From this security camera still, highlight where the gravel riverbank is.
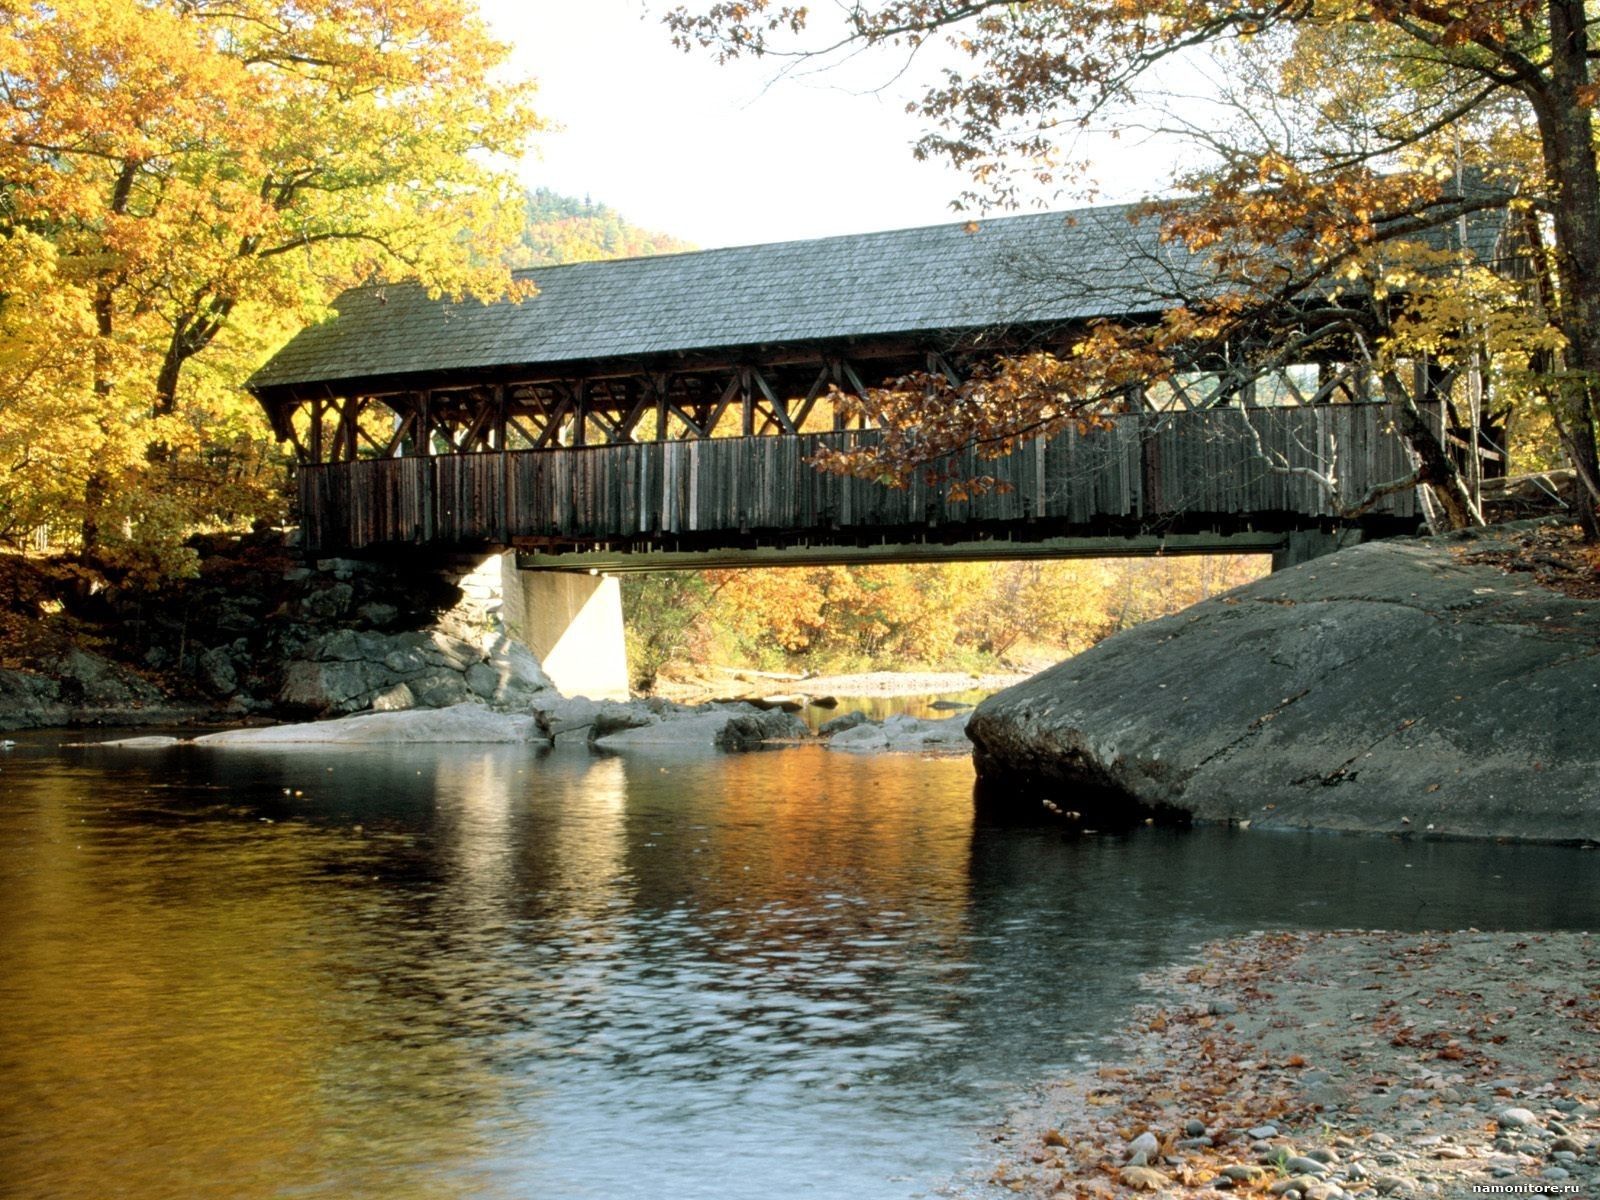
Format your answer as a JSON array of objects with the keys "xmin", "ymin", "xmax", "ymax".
[
  {"xmin": 970, "ymin": 930, "xmax": 1600, "ymax": 1199},
  {"xmin": 653, "ymin": 667, "xmax": 1033, "ymax": 704}
]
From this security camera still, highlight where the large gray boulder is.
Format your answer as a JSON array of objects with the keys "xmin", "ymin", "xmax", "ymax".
[
  {"xmin": 276, "ymin": 628, "xmax": 549, "ymax": 716},
  {"xmin": 967, "ymin": 530, "xmax": 1600, "ymax": 842}
]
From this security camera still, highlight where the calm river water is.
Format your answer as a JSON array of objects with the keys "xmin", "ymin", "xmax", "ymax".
[{"xmin": 4, "ymin": 732, "xmax": 1600, "ymax": 1200}]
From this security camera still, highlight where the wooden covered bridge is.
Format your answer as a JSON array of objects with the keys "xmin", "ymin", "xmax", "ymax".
[{"xmin": 250, "ymin": 204, "xmax": 1439, "ymax": 576}]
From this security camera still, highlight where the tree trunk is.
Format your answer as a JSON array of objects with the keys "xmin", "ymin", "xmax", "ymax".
[
  {"xmin": 1535, "ymin": 0, "xmax": 1600, "ymax": 538},
  {"xmin": 154, "ymin": 345, "xmax": 184, "ymax": 417},
  {"xmin": 79, "ymin": 471, "xmax": 105, "ymax": 559},
  {"xmin": 1381, "ymin": 372, "xmax": 1481, "ymax": 529}
]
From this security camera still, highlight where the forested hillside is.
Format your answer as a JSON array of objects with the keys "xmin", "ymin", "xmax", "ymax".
[{"xmin": 514, "ymin": 190, "xmax": 695, "ymax": 267}]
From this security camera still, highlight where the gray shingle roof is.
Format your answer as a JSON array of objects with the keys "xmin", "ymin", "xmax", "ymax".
[
  {"xmin": 248, "ymin": 205, "xmax": 1201, "ymax": 393},
  {"xmin": 249, "ymin": 193, "xmax": 1509, "ymax": 395}
]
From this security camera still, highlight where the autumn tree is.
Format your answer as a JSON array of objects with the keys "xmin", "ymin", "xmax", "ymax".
[
  {"xmin": 0, "ymin": 0, "xmax": 540, "ymax": 576},
  {"xmin": 667, "ymin": 0, "xmax": 1600, "ymax": 536},
  {"xmin": 622, "ymin": 555, "xmax": 1269, "ymax": 683}
]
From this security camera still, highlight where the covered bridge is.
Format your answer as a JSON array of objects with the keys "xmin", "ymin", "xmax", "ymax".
[{"xmin": 249, "ymin": 204, "xmax": 1436, "ymax": 572}]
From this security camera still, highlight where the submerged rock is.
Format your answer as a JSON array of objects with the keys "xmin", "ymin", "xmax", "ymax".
[
  {"xmin": 968, "ymin": 528, "xmax": 1600, "ymax": 841},
  {"xmin": 86, "ymin": 735, "xmax": 186, "ymax": 749},
  {"xmin": 193, "ymin": 702, "xmax": 546, "ymax": 746}
]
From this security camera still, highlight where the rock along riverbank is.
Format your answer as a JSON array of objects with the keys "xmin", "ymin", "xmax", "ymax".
[
  {"xmin": 973, "ymin": 929, "xmax": 1600, "ymax": 1200},
  {"xmin": 967, "ymin": 523, "xmax": 1600, "ymax": 844}
]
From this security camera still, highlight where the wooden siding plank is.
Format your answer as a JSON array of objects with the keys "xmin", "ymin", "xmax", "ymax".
[{"xmin": 299, "ymin": 404, "xmax": 1424, "ymax": 554}]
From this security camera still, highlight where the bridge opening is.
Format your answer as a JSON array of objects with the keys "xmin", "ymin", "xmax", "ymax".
[
  {"xmin": 461, "ymin": 544, "xmax": 1292, "ymax": 702},
  {"xmin": 612, "ymin": 552, "xmax": 1276, "ymax": 701}
]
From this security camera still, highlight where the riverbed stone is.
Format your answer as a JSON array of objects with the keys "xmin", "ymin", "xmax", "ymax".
[
  {"xmin": 592, "ymin": 707, "xmax": 809, "ymax": 752},
  {"xmin": 530, "ymin": 694, "xmax": 602, "ymax": 739},
  {"xmin": 1119, "ymin": 1165, "xmax": 1168, "ymax": 1191},
  {"xmin": 826, "ymin": 713, "xmax": 971, "ymax": 753},
  {"xmin": 1269, "ymin": 1177, "xmax": 1319, "ymax": 1196},
  {"xmin": 967, "ymin": 526, "xmax": 1600, "ymax": 841},
  {"xmin": 1285, "ymin": 1156, "xmax": 1331, "ymax": 1177},
  {"xmin": 818, "ymin": 710, "xmax": 870, "ymax": 737},
  {"xmin": 1126, "ymin": 1131, "xmax": 1160, "ymax": 1164},
  {"xmin": 590, "ymin": 701, "xmax": 659, "ymax": 740}
]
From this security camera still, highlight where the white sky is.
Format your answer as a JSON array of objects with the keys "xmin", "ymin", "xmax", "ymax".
[{"xmin": 478, "ymin": 0, "xmax": 1182, "ymax": 249}]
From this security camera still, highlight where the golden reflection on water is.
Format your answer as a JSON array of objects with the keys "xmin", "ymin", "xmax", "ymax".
[
  {"xmin": 0, "ymin": 746, "xmax": 981, "ymax": 1200},
  {"xmin": 1, "ymin": 755, "xmax": 519, "ymax": 1200}
]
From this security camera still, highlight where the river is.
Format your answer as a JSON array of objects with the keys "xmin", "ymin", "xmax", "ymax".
[{"xmin": 4, "ymin": 731, "xmax": 1599, "ymax": 1200}]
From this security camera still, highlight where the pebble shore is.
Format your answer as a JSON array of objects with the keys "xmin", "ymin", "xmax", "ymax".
[{"xmin": 971, "ymin": 930, "xmax": 1600, "ymax": 1199}]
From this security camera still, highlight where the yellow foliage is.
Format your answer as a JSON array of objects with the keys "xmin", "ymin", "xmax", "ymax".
[
  {"xmin": 0, "ymin": 0, "xmax": 541, "ymax": 568},
  {"xmin": 657, "ymin": 555, "xmax": 1267, "ymax": 676}
]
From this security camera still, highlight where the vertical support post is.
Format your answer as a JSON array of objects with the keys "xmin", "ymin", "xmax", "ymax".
[
  {"xmin": 830, "ymin": 359, "xmax": 847, "ymax": 431},
  {"xmin": 310, "ymin": 396, "xmax": 324, "ymax": 463},
  {"xmin": 345, "ymin": 396, "xmax": 360, "ymax": 462},
  {"xmin": 417, "ymin": 390, "xmax": 434, "ymax": 542}
]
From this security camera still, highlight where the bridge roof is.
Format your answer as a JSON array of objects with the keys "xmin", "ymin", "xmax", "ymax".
[
  {"xmin": 248, "ymin": 204, "xmax": 1198, "ymax": 396},
  {"xmin": 250, "ymin": 193, "xmax": 1507, "ymax": 398}
]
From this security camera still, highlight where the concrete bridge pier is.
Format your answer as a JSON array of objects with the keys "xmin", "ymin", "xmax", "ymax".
[{"xmin": 455, "ymin": 553, "xmax": 630, "ymax": 701}]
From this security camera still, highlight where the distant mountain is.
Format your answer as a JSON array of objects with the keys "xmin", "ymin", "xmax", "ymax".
[{"xmin": 513, "ymin": 189, "xmax": 695, "ymax": 267}]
